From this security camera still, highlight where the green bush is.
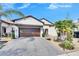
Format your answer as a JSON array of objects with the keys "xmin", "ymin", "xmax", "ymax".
[
  {"xmin": 42, "ymin": 32, "xmax": 45, "ymax": 37},
  {"xmin": 62, "ymin": 40, "xmax": 74, "ymax": 50},
  {"xmin": 12, "ymin": 31, "xmax": 15, "ymax": 39}
]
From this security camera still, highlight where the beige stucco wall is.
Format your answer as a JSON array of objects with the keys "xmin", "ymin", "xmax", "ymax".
[{"xmin": 43, "ymin": 25, "xmax": 57, "ymax": 37}]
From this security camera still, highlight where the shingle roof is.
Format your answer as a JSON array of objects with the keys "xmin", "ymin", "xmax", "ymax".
[
  {"xmin": 12, "ymin": 15, "xmax": 44, "ymax": 24},
  {"xmin": 40, "ymin": 18, "xmax": 54, "ymax": 25},
  {"xmin": 0, "ymin": 15, "xmax": 54, "ymax": 26}
]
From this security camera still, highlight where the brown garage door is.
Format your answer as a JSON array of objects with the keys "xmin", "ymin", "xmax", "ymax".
[{"xmin": 19, "ymin": 28, "xmax": 40, "ymax": 37}]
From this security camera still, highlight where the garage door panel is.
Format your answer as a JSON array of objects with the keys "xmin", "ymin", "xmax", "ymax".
[{"xmin": 20, "ymin": 28, "xmax": 40, "ymax": 37}]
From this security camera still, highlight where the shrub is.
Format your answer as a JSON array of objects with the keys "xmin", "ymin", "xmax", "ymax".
[
  {"xmin": 12, "ymin": 31, "xmax": 15, "ymax": 39},
  {"xmin": 42, "ymin": 32, "xmax": 45, "ymax": 37},
  {"xmin": 61, "ymin": 40, "xmax": 74, "ymax": 50}
]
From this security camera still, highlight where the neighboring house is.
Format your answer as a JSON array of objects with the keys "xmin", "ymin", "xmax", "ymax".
[
  {"xmin": 73, "ymin": 20, "xmax": 79, "ymax": 38},
  {"xmin": 0, "ymin": 15, "xmax": 57, "ymax": 41}
]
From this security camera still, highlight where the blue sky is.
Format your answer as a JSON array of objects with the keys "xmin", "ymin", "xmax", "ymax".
[{"xmin": 1, "ymin": 3, "xmax": 79, "ymax": 23}]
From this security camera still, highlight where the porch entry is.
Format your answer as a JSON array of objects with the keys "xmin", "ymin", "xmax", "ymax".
[
  {"xmin": 2, "ymin": 27, "xmax": 7, "ymax": 37},
  {"xmin": 1, "ymin": 27, "xmax": 13, "ymax": 41},
  {"xmin": 45, "ymin": 29, "xmax": 48, "ymax": 36},
  {"xmin": 43, "ymin": 29, "xmax": 48, "ymax": 37}
]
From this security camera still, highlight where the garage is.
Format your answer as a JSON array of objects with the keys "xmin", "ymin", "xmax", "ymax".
[{"xmin": 19, "ymin": 28, "xmax": 40, "ymax": 37}]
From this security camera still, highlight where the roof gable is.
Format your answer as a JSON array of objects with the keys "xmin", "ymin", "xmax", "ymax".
[
  {"xmin": 0, "ymin": 20, "xmax": 14, "ymax": 24},
  {"xmin": 14, "ymin": 15, "xmax": 43, "ymax": 26},
  {"xmin": 41, "ymin": 18, "xmax": 53, "ymax": 25}
]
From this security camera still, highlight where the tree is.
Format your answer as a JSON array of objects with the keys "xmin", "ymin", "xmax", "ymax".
[{"xmin": 55, "ymin": 19, "xmax": 75, "ymax": 41}]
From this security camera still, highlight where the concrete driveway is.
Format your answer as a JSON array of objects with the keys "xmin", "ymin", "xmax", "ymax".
[{"xmin": 0, "ymin": 37, "xmax": 64, "ymax": 56}]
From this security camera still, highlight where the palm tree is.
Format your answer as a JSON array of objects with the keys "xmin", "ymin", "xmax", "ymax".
[{"xmin": 0, "ymin": 4, "xmax": 25, "ymax": 20}]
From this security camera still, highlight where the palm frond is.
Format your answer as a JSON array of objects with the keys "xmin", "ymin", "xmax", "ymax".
[
  {"xmin": 1, "ymin": 12, "xmax": 8, "ymax": 17},
  {"xmin": 5, "ymin": 9, "xmax": 25, "ymax": 17},
  {"xmin": 1, "ymin": 12, "xmax": 10, "ymax": 20}
]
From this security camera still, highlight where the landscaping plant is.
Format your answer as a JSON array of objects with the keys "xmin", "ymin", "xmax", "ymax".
[
  {"xmin": 62, "ymin": 39, "xmax": 74, "ymax": 50},
  {"xmin": 12, "ymin": 31, "xmax": 15, "ymax": 39},
  {"xmin": 55, "ymin": 19, "xmax": 76, "ymax": 50}
]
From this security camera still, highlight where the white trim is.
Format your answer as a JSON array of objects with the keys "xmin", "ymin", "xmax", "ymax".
[
  {"xmin": 40, "ymin": 27, "xmax": 43, "ymax": 37},
  {"xmin": 0, "ymin": 23, "xmax": 2, "ymax": 39}
]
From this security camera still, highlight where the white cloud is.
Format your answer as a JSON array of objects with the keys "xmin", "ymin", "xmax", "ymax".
[
  {"xmin": 1, "ymin": 3, "xmax": 16, "ymax": 9},
  {"xmin": 48, "ymin": 4, "xmax": 58, "ymax": 9},
  {"xmin": 48, "ymin": 4, "xmax": 72, "ymax": 10},
  {"xmin": 18, "ymin": 3, "xmax": 30, "ymax": 9},
  {"xmin": 1, "ymin": 3, "xmax": 30, "ymax": 10}
]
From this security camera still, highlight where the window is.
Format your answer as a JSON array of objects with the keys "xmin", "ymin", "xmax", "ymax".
[{"xmin": 2, "ymin": 27, "xmax": 7, "ymax": 37}]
